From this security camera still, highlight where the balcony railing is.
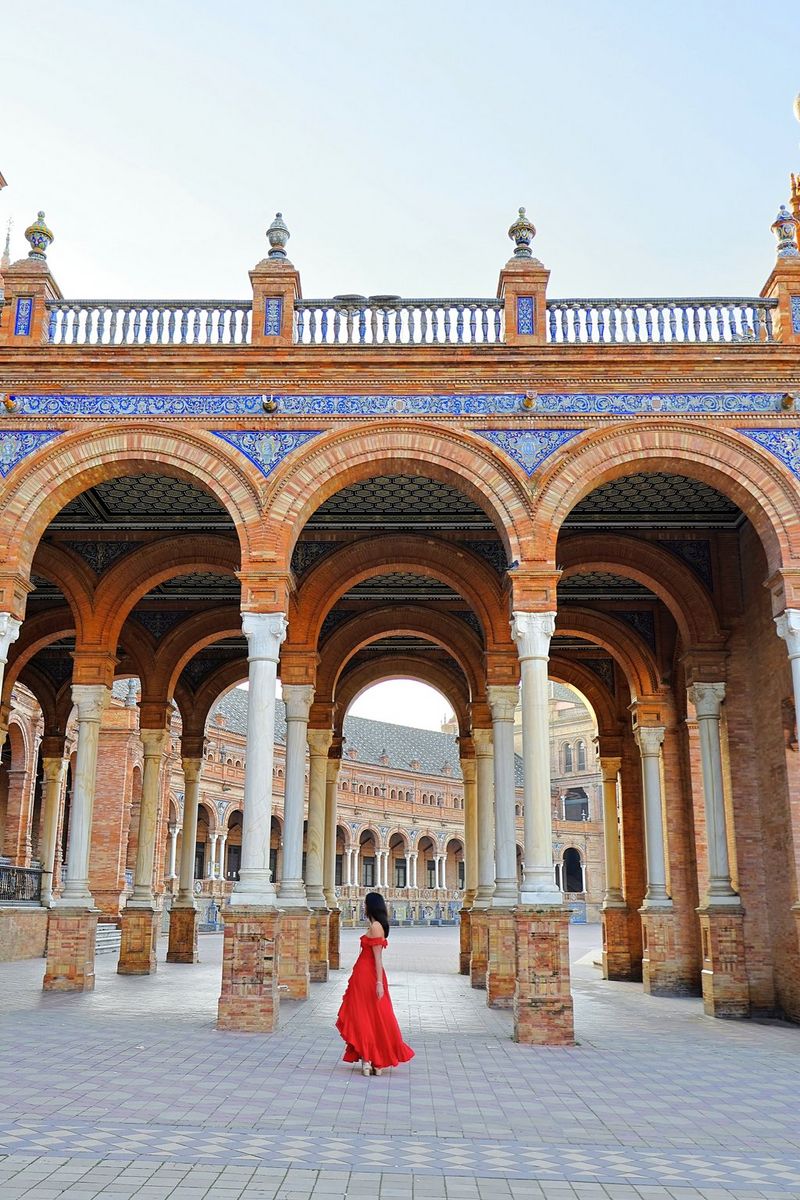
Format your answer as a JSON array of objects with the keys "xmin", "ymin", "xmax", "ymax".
[
  {"xmin": 0, "ymin": 864, "xmax": 42, "ymax": 903},
  {"xmin": 47, "ymin": 301, "xmax": 252, "ymax": 345},
  {"xmin": 41, "ymin": 294, "xmax": 778, "ymax": 346}
]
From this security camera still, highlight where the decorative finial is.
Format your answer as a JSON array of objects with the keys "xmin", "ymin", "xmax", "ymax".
[
  {"xmin": 125, "ymin": 677, "xmax": 138, "ymax": 708},
  {"xmin": 772, "ymin": 204, "xmax": 800, "ymax": 258},
  {"xmin": 508, "ymin": 206, "xmax": 536, "ymax": 258},
  {"xmin": 24, "ymin": 211, "xmax": 53, "ymax": 260},
  {"xmin": 266, "ymin": 211, "xmax": 290, "ymax": 260},
  {"xmin": 1, "ymin": 221, "xmax": 10, "ymax": 271}
]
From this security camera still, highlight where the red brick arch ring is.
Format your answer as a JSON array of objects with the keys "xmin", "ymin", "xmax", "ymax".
[
  {"xmin": 262, "ymin": 422, "xmax": 537, "ymax": 567},
  {"xmin": 333, "ymin": 654, "xmax": 472, "ymax": 740},
  {"xmin": 548, "ymin": 654, "xmax": 623, "ymax": 742},
  {"xmin": 556, "ymin": 606, "xmax": 662, "ymax": 703},
  {"xmin": 532, "ymin": 421, "xmax": 800, "ymax": 573}
]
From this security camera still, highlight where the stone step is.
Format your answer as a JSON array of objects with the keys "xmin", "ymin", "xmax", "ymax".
[{"xmin": 95, "ymin": 923, "xmax": 121, "ymax": 955}]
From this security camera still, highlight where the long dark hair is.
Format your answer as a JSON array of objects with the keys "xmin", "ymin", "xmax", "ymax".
[{"xmin": 365, "ymin": 892, "xmax": 390, "ymax": 937}]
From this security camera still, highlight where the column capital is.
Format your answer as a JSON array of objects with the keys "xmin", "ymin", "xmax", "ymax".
[
  {"xmin": 599, "ymin": 756, "xmax": 622, "ymax": 783},
  {"xmin": 41, "ymin": 755, "xmax": 68, "ymax": 783},
  {"xmin": 181, "ymin": 756, "xmax": 203, "ymax": 783},
  {"xmin": 634, "ymin": 725, "xmax": 665, "ymax": 757},
  {"xmin": 460, "ymin": 757, "xmax": 477, "ymax": 784},
  {"xmin": 140, "ymin": 728, "xmax": 169, "ymax": 758},
  {"xmin": 71, "ymin": 683, "xmax": 111, "ymax": 722},
  {"xmin": 486, "ymin": 684, "xmax": 519, "ymax": 722},
  {"xmin": 0, "ymin": 613, "xmax": 21, "ymax": 664},
  {"xmin": 307, "ymin": 727, "xmax": 333, "ymax": 757},
  {"xmin": 511, "ymin": 610, "xmax": 556, "ymax": 660},
  {"xmin": 472, "ymin": 726, "xmax": 493, "ymax": 755},
  {"xmin": 242, "ymin": 610, "xmax": 287, "ymax": 661},
  {"xmin": 775, "ymin": 609, "xmax": 800, "ymax": 657},
  {"xmin": 282, "ymin": 683, "xmax": 315, "ymax": 721},
  {"xmin": 326, "ymin": 755, "xmax": 340, "ymax": 784},
  {"xmin": 688, "ymin": 682, "xmax": 726, "ymax": 718}
]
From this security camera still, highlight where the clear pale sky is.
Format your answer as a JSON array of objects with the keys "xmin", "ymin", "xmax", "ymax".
[{"xmin": 4, "ymin": 3, "xmax": 798, "ymax": 729}]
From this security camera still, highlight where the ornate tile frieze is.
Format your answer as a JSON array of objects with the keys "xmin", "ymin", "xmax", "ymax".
[
  {"xmin": 476, "ymin": 429, "xmax": 580, "ymax": 475},
  {"xmin": 737, "ymin": 428, "xmax": 800, "ymax": 478},
  {"xmin": 0, "ymin": 430, "xmax": 64, "ymax": 477},
  {"xmin": 212, "ymin": 430, "xmax": 324, "ymax": 477}
]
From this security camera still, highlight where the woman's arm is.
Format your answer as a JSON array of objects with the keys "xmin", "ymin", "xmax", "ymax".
[{"xmin": 369, "ymin": 921, "xmax": 385, "ymax": 1000}]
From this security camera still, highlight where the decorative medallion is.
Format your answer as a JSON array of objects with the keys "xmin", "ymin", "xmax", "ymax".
[
  {"xmin": 616, "ymin": 610, "xmax": 656, "ymax": 651},
  {"xmin": 476, "ymin": 428, "xmax": 581, "ymax": 475},
  {"xmin": 582, "ymin": 656, "xmax": 615, "ymax": 693},
  {"xmin": 738, "ymin": 428, "xmax": 800, "ymax": 478},
  {"xmin": 212, "ymin": 430, "xmax": 324, "ymax": 477},
  {"xmin": 0, "ymin": 430, "xmax": 63, "ymax": 477}
]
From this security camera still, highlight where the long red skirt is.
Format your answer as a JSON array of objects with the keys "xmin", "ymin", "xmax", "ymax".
[{"xmin": 335, "ymin": 935, "xmax": 414, "ymax": 1069}]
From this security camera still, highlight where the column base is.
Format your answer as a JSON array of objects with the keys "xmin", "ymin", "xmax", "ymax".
[
  {"xmin": 91, "ymin": 889, "xmax": 126, "ymax": 918},
  {"xmin": 328, "ymin": 908, "xmax": 341, "ymax": 970},
  {"xmin": 309, "ymin": 908, "xmax": 330, "ymax": 982},
  {"xmin": 278, "ymin": 908, "xmax": 310, "ymax": 999},
  {"xmin": 698, "ymin": 905, "xmax": 750, "ymax": 1018},
  {"xmin": 513, "ymin": 906, "xmax": 574, "ymax": 1046},
  {"xmin": 118, "ymin": 905, "xmax": 160, "ymax": 975},
  {"xmin": 602, "ymin": 904, "xmax": 637, "ymax": 981},
  {"xmin": 469, "ymin": 908, "xmax": 488, "ymax": 988},
  {"xmin": 459, "ymin": 908, "xmax": 471, "ymax": 975},
  {"xmin": 486, "ymin": 907, "xmax": 516, "ymax": 1008},
  {"xmin": 42, "ymin": 907, "xmax": 98, "ymax": 992},
  {"xmin": 166, "ymin": 904, "xmax": 200, "ymax": 964},
  {"xmin": 639, "ymin": 906, "xmax": 696, "ymax": 996},
  {"xmin": 217, "ymin": 906, "xmax": 281, "ymax": 1032}
]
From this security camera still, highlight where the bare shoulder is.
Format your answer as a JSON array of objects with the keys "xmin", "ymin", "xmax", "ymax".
[{"xmin": 367, "ymin": 920, "xmax": 384, "ymax": 939}]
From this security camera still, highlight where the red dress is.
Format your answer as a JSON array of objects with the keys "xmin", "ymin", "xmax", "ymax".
[{"xmin": 336, "ymin": 934, "xmax": 415, "ymax": 1069}]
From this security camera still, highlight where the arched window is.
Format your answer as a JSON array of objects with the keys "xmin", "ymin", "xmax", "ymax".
[
  {"xmin": 576, "ymin": 740, "xmax": 586, "ymax": 771},
  {"xmin": 563, "ymin": 742, "xmax": 573, "ymax": 773},
  {"xmin": 562, "ymin": 847, "xmax": 584, "ymax": 893}
]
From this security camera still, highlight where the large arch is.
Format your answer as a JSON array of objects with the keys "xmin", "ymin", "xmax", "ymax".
[
  {"xmin": 532, "ymin": 422, "xmax": 800, "ymax": 573},
  {"xmin": 0, "ymin": 425, "xmax": 265, "ymax": 579},
  {"xmin": 555, "ymin": 606, "xmax": 662, "ymax": 700},
  {"xmin": 262, "ymin": 422, "xmax": 537, "ymax": 565},
  {"xmin": 334, "ymin": 655, "xmax": 471, "ymax": 740}
]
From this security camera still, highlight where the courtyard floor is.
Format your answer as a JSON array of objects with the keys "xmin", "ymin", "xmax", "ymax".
[{"xmin": 0, "ymin": 924, "xmax": 798, "ymax": 1200}]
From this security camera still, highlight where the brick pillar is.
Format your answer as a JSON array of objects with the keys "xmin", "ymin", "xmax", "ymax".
[
  {"xmin": 309, "ymin": 908, "xmax": 330, "ymax": 982},
  {"xmin": 328, "ymin": 907, "xmax": 341, "ymax": 971},
  {"xmin": 166, "ymin": 905, "xmax": 199, "ymax": 964},
  {"xmin": 42, "ymin": 908, "xmax": 98, "ymax": 992},
  {"xmin": 217, "ymin": 907, "xmax": 281, "ymax": 1032},
  {"xmin": 459, "ymin": 907, "xmax": 471, "ymax": 975},
  {"xmin": 4, "ymin": 763, "xmax": 33, "ymax": 864},
  {"xmin": 602, "ymin": 904, "xmax": 636, "ymax": 980},
  {"xmin": 640, "ymin": 907, "xmax": 695, "ymax": 996},
  {"xmin": 469, "ymin": 907, "xmax": 489, "ymax": 988},
  {"xmin": 278, "ymin": 908, "xmax": 311, "ymax": 998},
  {"xmin": 90, "ymin": 720, "xmax": 138, "ymax": 916},
  {"xmin": 514, "ymin": 906, "xmax": 574, "ymax": 1045},
  {"xmin": 118, "ymin": 906, "xmax": 160, "ymax": 975},
  {"xmin": 698, "ymin": 906, "xmax": 750, "ymax": 1017},
  {"xmin": 486, "ymin": 907, "xmax": 516, "ymax": 1008}
]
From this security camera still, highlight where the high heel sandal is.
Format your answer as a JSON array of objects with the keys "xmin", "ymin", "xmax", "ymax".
[
  {"xmin": 372, "ymin": 1066, "xmax": 384, "ymax": 1076},
  {"xmin": 361, "ymin": 1061, "xmax": 372, "ymax": 1077}
]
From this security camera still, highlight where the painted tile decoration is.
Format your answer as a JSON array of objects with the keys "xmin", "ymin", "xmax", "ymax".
[
  {"xmin": 0, "ymin": 430, "xmax": 64, "ymax": 477},
  {"xmin": 516, "ymin": 295, "xmax": 535, "ymax": 336},
  {"xmin": 13, "ymin": 297, "xmax": 33, "ymax": 337},
  {"xmin": 476, "ymin": 429, "xmax": 581, "ymax": 475},
  {"xmin": 212, "ymin": 429, "xmax": 323, "ymax": 477},
  {"xmin": 6, "ymin": 391, "xmax": 792, "ymax": 417},
  {"xmin": 264, "ymin": 297, "xmax": 283, "ymax": 337},
  {"xmin": 791, "ymin": 295, "xmax": 800, "ymax": 334},
  {"xmin": 738, "ymin": 428, "xmax": 800, "ymax": 478}
]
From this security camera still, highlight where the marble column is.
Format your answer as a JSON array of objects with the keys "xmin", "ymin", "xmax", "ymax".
[
  {"xmin": 776, "ymin": 609, "xmax": 800, "ymax": 732},
  {"xmin": 409, "ymin": 851, "xmax": 417, "ymax": 889},
  {"xmin": 58, "ymin": 685, "xmax": 110, "ymax": 907},
  {"xmin": 688, "ymin": 683, "xmax": 738, "ymax": 904},
  {"xmin": 280, "ymin": 684, "xmax": 314, "ymax": 905},
  {"xmin": 460, "ymin": 755, "xmax": 478, "ymax": 906},
  {"xmin": 305, "ymin": 729, "xmax": 332, "ymax": 907},
  {"xmin": 511, "ymin": 612, "xmax": 561, "ymax": 904},
  {"xmin": 230, "ymin": 611, "xmax": 286, "ymax": 906},
  {"xmin": 600, "ymin": 756, "xmax": 625, "ymax": 905},
  {"xmin": 323, "ymin": 750, "xmax": 341, "ymax": 908},
  {"xmin": 344, "ymin": 846, "xmax": 352, "ymax": 887},
  {"xmin": 217, "ymin": 833, "xmax": 228, "ymax": 880},
  {"xmin": 404, "ymin": 853, "xmax": 411, "ymax": 890},
  {"xmin": 167, "ymin": 824, "xmax": 179, "ymax": 881},
  {"xmin": 0, "ymin": 613, "xmax": 21, "ymax": 702},
  {"xmin": 634, "ymin": 726, "xmax": 671, "ymax": 907},
  {"xmin": 168, "ymin": 755, "xmax": 202, "ymax": 964},
  {"xmin": 39, "ymin": 754, "xmax": 68, "ymax": 907},
  {"xmin": 486, "ymin": 686, "xmax": 519, "ymax": 906},
  {"xmin": 472, "ymin": 728, "xmax": 495, "ymax": 908},
  {"xmin": 207, "ymin": 833, "xmax": 218, "ymax": 878}
]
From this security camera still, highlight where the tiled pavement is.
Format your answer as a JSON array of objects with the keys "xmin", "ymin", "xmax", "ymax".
[{"xmin": 0, "ymin": 925, "xmax": 798, "ymax": 1199}]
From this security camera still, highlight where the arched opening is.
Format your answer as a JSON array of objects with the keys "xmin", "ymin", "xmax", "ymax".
[
  {"xmin": 562, "ymin": 847, "xmax": 584, "ymax": 894},
  {"xmin": 225, "ymin": 810, "xmax": 243, "ymax": 881}
]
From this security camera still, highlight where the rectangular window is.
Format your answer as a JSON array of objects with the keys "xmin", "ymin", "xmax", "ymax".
[
  {"xmin": 426, "ymin": 860, "xmax": 436, "ymax": 888},
  {"xmin": 395, "ymin": 860, "xmax": 406, "ymax": 888},
  {"xmin": 335, "ymin": 854, "xmax": 343, "ymax": 886},
  {"xmin": 363, "ymin": 856, "xmax": 376, "ymax": 887}
]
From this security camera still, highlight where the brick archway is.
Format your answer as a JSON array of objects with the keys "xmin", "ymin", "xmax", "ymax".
[
  {"xmin": 548, "ymin": 655, "xmax": 622, "ymax": 742},
  {"xmin": 262, "ymin": 422, "xmax": 535, "ymax": 566},
  {"xmin": 556, "ymin": 606, "xmax": 662, "ymax": 701},
  {"xmin": 0, "ymin": 425, "xmax": 265, "ymax": 584},
  {"xmin": 533, "ymin": 422, "xmax": 800, "ymax": 573},
  {"xmin": 333, "ymin": 654, "xmax": 471, "ymax": 739}
]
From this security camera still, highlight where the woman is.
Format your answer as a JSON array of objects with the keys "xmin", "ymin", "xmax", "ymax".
[{"xmin": 336, "ymin": 892, "xmax": 414, "ymax": 1077}]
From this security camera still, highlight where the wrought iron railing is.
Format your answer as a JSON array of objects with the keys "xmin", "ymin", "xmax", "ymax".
[
  {"xmin": 47, "ymin": 301, "xmax": 252, "ymax": 345},
  {"xmin": 294, "ymin": 297, "xmax": 505, "ymax": 345},
  {"xmin": 546, "ymin": 297, "xmax": 778, "ymax": 344},
  {"xmin": 0, "ymin": 864, "xmax": 42, "ymax": 902},
  {"xmin": 42, "ymin": 294, "xmax": 779, "ymax": 347}
]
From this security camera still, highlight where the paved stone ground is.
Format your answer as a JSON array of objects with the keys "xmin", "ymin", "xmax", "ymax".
[{"xmin": 0, "ymin": 923, "xmax": 798, "ymax": 1199}]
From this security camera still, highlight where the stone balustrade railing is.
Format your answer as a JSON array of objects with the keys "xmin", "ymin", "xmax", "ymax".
[
  {"xmin": 41, "ymin": 294, "xmax": 780, "ymax": 346},
  {"xmin": 546, "ymin": 297, "xmax": 778, "ymax": 344},
  {"xmin": 46, "ymin": 300, "xmax": 252, "ymax": 345}
]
